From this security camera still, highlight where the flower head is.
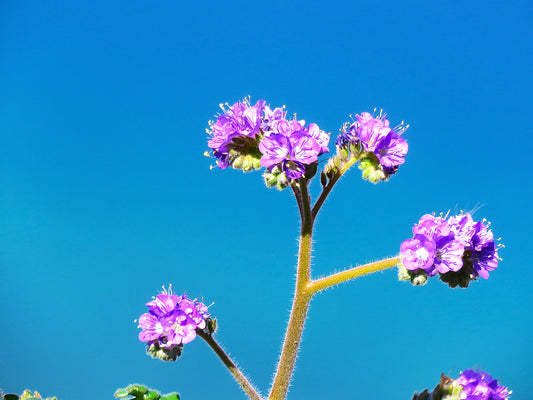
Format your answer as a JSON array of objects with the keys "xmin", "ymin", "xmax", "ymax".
[
  {"xmin": 412, "ymin": 369, "xmax": 510, "ymax": 400},
  {"xmin": 207, "ymin": 98, "xmax": 266, "ymax": 171},
  {"xmin": 259, "ymin": 118, "xmax": 329, "ymax": 179},
  {"xmin": 399, "ymin": 212, "xmax": 501, "ymax": 287},
  {"xmin": 456, "ymin": 369, "xmax": 510, "ymax": 400},
  {"xmin": 207, "ymin": 99, "xmax": 330, "ymax": 183},
  {"xmin": 334, "ymin": 110, "xmax": 408, "ymax": 183},
  {"xmin": 138, "ymin": 286, "xmax": 210, "ymax": 361}
]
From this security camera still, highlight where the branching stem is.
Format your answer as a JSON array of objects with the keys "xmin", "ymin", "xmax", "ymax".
[
  {"xmin": 268, "ymin": 179, "xmax": 313, "ymax": 400},
  {"xmin": 197, "ymin": 330, "xmax": 263, "ymax": 400},
  {"xmin": 312, "ymin": 155, "xmax": 359, "ymax": 219},
  {"xmin": 307, "ymin": 256, "xmax": 401, "ymax": 294}
]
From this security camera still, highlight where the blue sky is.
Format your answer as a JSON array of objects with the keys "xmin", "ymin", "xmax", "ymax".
[{"xmin": 1, "ymin": 1, "xmax": 532, "ymax": 399}]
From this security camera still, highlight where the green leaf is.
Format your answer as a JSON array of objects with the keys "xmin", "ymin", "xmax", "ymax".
[
  {"xmin": 114, "ymin": 388, "xmax": 130, "ymax": 398},
  {"xmin": 143, "ymin": 391, "xmax": 160, "ymax": 400},
  {"xmin": 160, "ymin": 393, "xmax": 180, "ymax": 400},
  {"xmin": 126, "ymin": 385, "xmax": 148, "ymax": 397}
]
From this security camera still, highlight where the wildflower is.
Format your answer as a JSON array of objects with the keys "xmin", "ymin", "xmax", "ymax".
[
  {"xmin": 335, "ymin": 111, "xmax": 408, "ymax": 182},
  {"xmin": 399, "ymin": 212, "xmax": 501, "ymax": 287},
  {"xmin": 412, "ymin": 369, "xmax": 510, "ymax": 400},
  {"xmin": 456, "ymin": 369, "xmax": 510, "ymax": 400},
  {"xmin": 259, "ymin": 123, "xmax": 327, "ymax": 179},
  {"xmin": 138, "ymin": 287, "xmax": 210, "ymax": 361},
  {"xmin": 207, "ymin": 99, "xmax": 330, "ymax": 181},
  {"xmin": 207, "ymin": 98, "xmax": 265, "ymax": 171},
  {"xmin": 400, "ymin": 234, "xmax": 437, "ymax": 274}
]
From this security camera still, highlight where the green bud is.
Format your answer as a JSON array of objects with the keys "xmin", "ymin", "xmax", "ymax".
[
  {"xmin": 206, "ymin": 317, "xmax": 217, "ymax": 334},
  {"xmin": 242, "ymin": 155, "xmax": 254, "ymax": 171},
  {"xmin": 432, "ymin": 379, "xmax": 463, "ymax": 400},
  {"xmin": 20, "ymin": 391, "xmax": 34, "ymax": 400},
  {"xmin": 358, "ymin": 154, "xmax": 386, "ymax": 184},
  {"xmin": 397, "ymin": 262, "xmax": 411, "ymax": 281},
  {"xmin": 320, "ymin": 171, "xmax": 328, "ymax": 187},
  {"xmin": 232, "ymin": 156, "xmax": 243, "ymax": 169},
  {"xmin": 333, "ymin": 154, "xmax": 342, "ymax": 169},
  {"xmin": 3, "ymin": 395, "xmax": 19, "ymax": 400},
  {"xmin": 349, "ymin": 142, "xmax": 360, "ymax": 155},
  {"xmin": 398, "ymin": 263, "xmax": 428, "ymax": 286},
  {"xmin": 339, "ymin": 147, "xmax": 350, "ymax": 161},
  {"xmin": 263, "ymin": 168, "xmax": 289, "ymax": 190},
  {"xmin": 412, "ymin": 273, "xmax": 428, "ymax": 286},
  {"xmin": 147, "ymin": 343, "xmax": 183, "ymax": 362},
  {"xmin": 305, "ymin": 161, "xmax": 318, "ymax": 180}
]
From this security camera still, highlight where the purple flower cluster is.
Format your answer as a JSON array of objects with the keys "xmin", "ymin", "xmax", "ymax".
[
  {"xmin": 400, "ymin": 212, "xmax": 500, "ymax": 287},
  {"xmin": 207, "ymin": 98, "xmax": 266, "ymax": 169},
  {"xmin": 259, "ymin": 120, "xmax": 329, "ymax": 179},
  {"xmin": 207, "ymin": 98, "xmax": 330, "ymax": 180},
  {"xmin": 138, "ymin": 287, "xmax": 210, "ymax": 361},
  {"xmin": 336, "ymin": 111, "xmax": 408, "ymax": 178},
  {"xmin": 456, "ymin": 369, "xmax": 510, "ymax": 400}
]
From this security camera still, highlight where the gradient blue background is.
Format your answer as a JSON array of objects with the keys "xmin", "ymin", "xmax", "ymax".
[{"xmin": 1, "ymin": 1, "xmax": 532, "ymax": 399}]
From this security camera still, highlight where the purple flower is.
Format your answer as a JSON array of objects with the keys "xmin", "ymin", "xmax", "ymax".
[
  {"xmin": 374, "ymin": 131, "xmax": 409, "ymax": 168},
  {"xmin": 138, "ymin": 287, "xmax": 210, "ymax": 361},
  {"xmin": 456, "ymin": 369, "xmax": 510, "ymax": 400},
  {"xmin": 260, "ymin": 105, "xmax": 287, "ymax": 134},
  {"xmin": 336, "ymin": 111, "xmax": 408, "ymax": 181},
  {"xmin": 207, "ymin": 98, "xmax": 266, "ymax": 169},
  {"xmin": 433, "ymin": 235, "xmax": 465, "ymax": 273},
  {"xmin": 472, "ymin": 241, "xmax": 499, "ymax": 279},
  {"xmin": 207, "ymin": 99, "xmax": 330, "ymax": 179},
  {"xmin": 448, "ymin": 213, "xmax": 477, "ymax": 247},
  {"xmin": 400, "ymin": 234, "xmax": 437, "ymax": 275},
  {"xmin": 259, "ymin": 119, "xmax": 329, "ymax": 179},
  {"xmin": 353, "ymin": 112, "xmax": 392, "ymax": 152},
  {"xmin": 400, "ymin": 212, "xmax": 501, "ymax": 287},
  {"xmin": 413, "ymin": 214, "xmax": 451, "ymax": 239}
]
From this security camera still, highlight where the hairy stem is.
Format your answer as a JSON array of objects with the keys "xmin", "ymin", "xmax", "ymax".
[
  {"xmin": 312, "ymin": 155, "xmax": 359, "ymax": 219},
  {"xmin": 268, "ymin": 180, "xmax": 313, "ymax": 400},
  {"xmin": 307, "ymin": 256, "xmax": 401, "ymax": 294},
  {"xmin": 197, "ymin": 330, "xmax": 263, "ymax": 400}
]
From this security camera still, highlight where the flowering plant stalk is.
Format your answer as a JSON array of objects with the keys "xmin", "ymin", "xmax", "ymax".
[{"xmin": 121, "ymin": 98, "xmax": 509, "ymax": 400}]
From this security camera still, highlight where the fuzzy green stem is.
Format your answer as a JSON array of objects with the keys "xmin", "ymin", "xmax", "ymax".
[
  {"xmin": 307, "ymin": 256, "xmax": 401, "ymax": 294},
  {"xmin": 197, "ymin": 330, "xmax": 263, "ymax": 400},
  {"xmin": 268, "ymin": 180, "xmax": 313, "ymax": 400}
]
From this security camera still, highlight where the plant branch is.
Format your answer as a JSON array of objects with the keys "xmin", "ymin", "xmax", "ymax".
[
  {"xmin": 290, "ymin": 182, "xmax": 304, "ymax": 222},
  {"xmin": 268, "ymin": 179, "xmax": 313, "ymax": 400},
  {"xmin": 197, "ymin": 330, "xmax": 263, "ymax": 400},
  {"xmin": 307, "ymin": 256, "xmax": 401, "ymax": 294},
  {"xmin": 312, "ymin": 155, "xmax": 359, "ymax": 219}
]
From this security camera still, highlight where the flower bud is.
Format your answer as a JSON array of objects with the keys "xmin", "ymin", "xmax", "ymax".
[
  {"xmin": 147, "ymin": 342, "xmax": 184, "ymax": 362},
  {"xmin": 206, "ymin": 317, "xmax": 217, "ymax": 334},
  {"xmin": 398, "ymin": 263, "xmax": 428, "ymax": 286},
  {"xmin": 359, "ymin": 154, "xmax": 386, "ymax": 183},
  {"xmin": 263, "ymin": 167, "xmax": 289, "ymax": 190}
]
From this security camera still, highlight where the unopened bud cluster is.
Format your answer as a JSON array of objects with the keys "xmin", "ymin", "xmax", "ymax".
[{"xmin": 399, "ymin": 212, "xmax": 501, "ymax": 288}]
